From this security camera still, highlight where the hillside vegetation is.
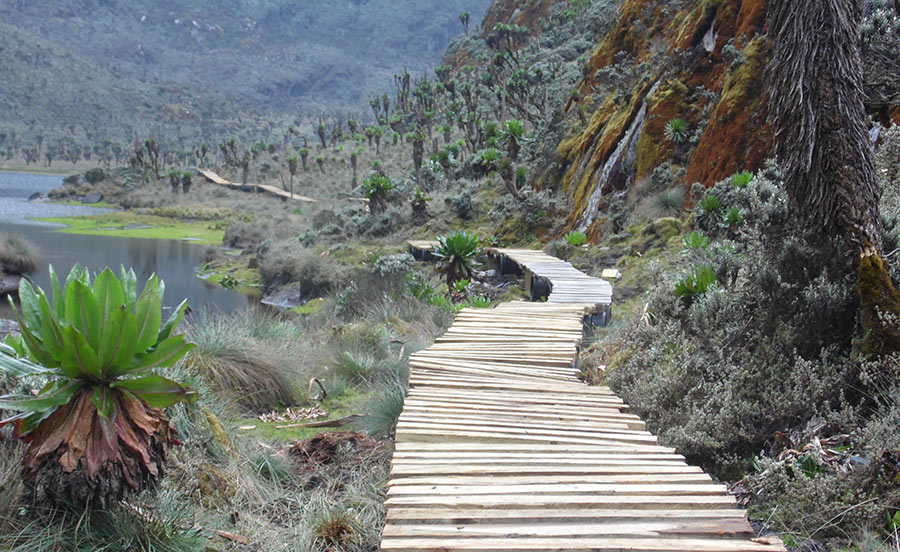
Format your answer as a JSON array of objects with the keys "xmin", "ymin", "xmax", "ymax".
[
  {"xmin": 1, "ymin": 1, "xmax": 900, "ymax": 551},
  {"xmin": 0, "ymin": 0, "xmax": 490, "ymax": 149}
]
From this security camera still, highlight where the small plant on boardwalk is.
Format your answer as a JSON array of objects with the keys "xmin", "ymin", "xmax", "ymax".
[
  {"xmin": 674, "ymin": 264, "xmax": 717, "ymax": 306},
  {"xmin": 731, "ymin": 170, "xmax": 753, "ymax": 188},
  {"xmin": 433, "ymin": 230, "xmax": 482, "ymax": 289},
  {"xmin": 468, "ymin": 296, "xmax": 492, "ymax": 308},
  {"xmin": 564, "ymin": 230, "xmax": 587, "ymax": 246},
  {"xmin": 362, "ymin": 174, "xmax": 396, "ymax": 215},
  {"xmin": 664, "ymin": 118, "xmax": 688, "ymax": 143},
  {"xmin": 0, "ymin": 265, "xmax": 195, "ymax": 508},
  {"xmin": 0, "ymin": 233, "xmax": 40, "ymax": 275}
]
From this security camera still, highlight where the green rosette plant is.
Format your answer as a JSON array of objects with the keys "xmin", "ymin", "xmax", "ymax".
[
  {"xmin": 433, "ymin": 231, "xmax": 482, "ymax": 289},
  {"xmin": 0, "ymin": 264, "xmax": 196, "ymax": 508}
]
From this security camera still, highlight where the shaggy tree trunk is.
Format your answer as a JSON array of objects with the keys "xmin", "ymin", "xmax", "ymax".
[
  {"xmin": 769, "ymin": 0, "xmax": 900, "ymax": 355},
  {"xmin": 23, "ymin": 390, "xmax": 175, "ymax": 509}
]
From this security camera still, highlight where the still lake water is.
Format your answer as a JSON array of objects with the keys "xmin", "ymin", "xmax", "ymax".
[{"xmin": 0, "ymin": 171, "xmax": 253, "ymax": 318}]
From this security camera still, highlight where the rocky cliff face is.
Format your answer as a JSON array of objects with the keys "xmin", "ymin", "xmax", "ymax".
[
  {"xmin": 470, "ymin": 0, "xmax": 898, "ymax": 240},
  {"xmin": 556, "ymin": 0, "xmax": 771, "ymax": 236}
]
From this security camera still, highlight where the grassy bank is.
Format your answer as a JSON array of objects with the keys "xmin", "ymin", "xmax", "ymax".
[{"xmin": 33, "ymin": 212, "xmax": 225, "ymax": 245}]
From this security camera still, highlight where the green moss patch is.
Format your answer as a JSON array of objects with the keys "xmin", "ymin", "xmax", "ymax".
[
  {"xmin": 33, "ymin": 212, "xmax": 225, "ymax": 244},
  {"xmin": 198, "ymin": 256, "xmax": 263, "ymax": 291}
]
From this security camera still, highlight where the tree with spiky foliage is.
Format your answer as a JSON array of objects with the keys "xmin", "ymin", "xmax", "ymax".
[
  {"xmin": 0, "ymin": 265, "xmax": 195, "ymax": 508},
  {"xmin": 316, "ymin": 120, "xmax": 327, "ymax": 149},
  {"xmin": 499, "ymin": 119, "xmax": 526, "ymax": 161},
  {"xmin": 299, "ymin": 147, "xmax": 310, "ymax": 172},
  {"xmin": 167, "ymin": 169, "xmax": 180, "ymax": 194},
  {"xmin": 362, "ymin": 174, "xmax": 396, "ymax": 214},
  {"xmin": 410, "ymin": 128, "xmax": 426, "ymax": 182},
  {"xmin": 219, "ymin": 139, "xmax": 251, "ymax": 184},
  {"xmin": 459, "ymin": 11, "xmax": 470, "ymax": 35},
  {"xmin": 433, "ymin": 231, "xmax": 482, "ymax": 289},
  {"xmin": 181, "ymin": 171, "xmax": 192, "ymax": 194},
  {"xmin": 769, "ymin": 0, "xmax": 900, "ymax": 355},
  {"xmin": 350, "ymin": 150, "xmax": 359, "ymax": 185},
  {"xmin": 287, "ymin": 156, "xmax": 298, "ymax": 198}
]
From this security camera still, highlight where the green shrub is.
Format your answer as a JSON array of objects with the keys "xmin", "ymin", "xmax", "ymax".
[
  {"xmin": 697, "ymin": 194, "xmax": 724, "ymax": 229},
  {"xmin": 682, "ymin": 231, "xmax": 709, "ymax": 250},
  {"xmin": 724, "ymin": 206, "xmax": 745, "ymax": 227},
  {"xmin": 468, "ymin": 296, "xmax": 492, "ymax": 308},
  {"xmin": 564, "ymin": 230, "xmax": 588, "ymax": 246},
  {"xmin": 664, "ymin": 118, "xmax": 688, "ymax": 143}
]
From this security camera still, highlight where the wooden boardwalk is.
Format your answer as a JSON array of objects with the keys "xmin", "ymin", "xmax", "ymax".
[
  {"xmin": 196, "ymin": 169, "xmax": 317, "ymax": 203},
  {"xmin": 380, "ymin": 245, "xmax": 785, "ymax": 551}
]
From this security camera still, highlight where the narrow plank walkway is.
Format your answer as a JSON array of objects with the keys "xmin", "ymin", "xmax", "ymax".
[
  {"xmin": 380, "ymin": 244, "xmax": 785, "ymax": 552},
  {"xmin": 196, "ymin": 169, "xmax": 317, "ymax": 203}
]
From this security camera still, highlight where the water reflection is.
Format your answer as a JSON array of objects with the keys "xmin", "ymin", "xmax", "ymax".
[{"xmin": 0, "ymin": 172, "xmax": 254, "ymax": 318}]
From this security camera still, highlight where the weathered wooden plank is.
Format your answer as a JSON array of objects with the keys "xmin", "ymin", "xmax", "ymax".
[
  {"xmin": 380, "ymin": 518, "xmax": 753, "ymax": 538},
  {"xmin": 381, "ymin": 247, "xmax": 783, "ymax": 552},
  {"xmin": 385, "ymin": 508, "xmax": 749, "ymax": 524},
  {"xmin": 379, "ymin": 537, "xmax": 781, "ymax": 552}
]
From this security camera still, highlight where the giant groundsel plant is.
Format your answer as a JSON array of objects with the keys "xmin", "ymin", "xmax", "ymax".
[{"xmin": 0, "ymin": 265, "xmax": 196, "ymax": 507}]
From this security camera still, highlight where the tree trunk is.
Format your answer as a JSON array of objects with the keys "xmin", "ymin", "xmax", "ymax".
[{"xmin": 769, "ymin": 0, "xmax": 900, "ymax": 356}]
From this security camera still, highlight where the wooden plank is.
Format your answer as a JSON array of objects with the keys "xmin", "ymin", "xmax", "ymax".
[
  {"xmin": 384, "ymin": 494, "xmax": 737, "ymax": 509},
  {"xmin": 381, "ymin": 247, "xmax": 783, "ymax": 552},
  {"xmin": 385, "ymin": 508, "xmax": 749, "ymax": 524},
  {"xmin": 380, "ymin": 537, "xmax": 780, "ymax": 552},
  {"xmin": 380, "ymin": 519, "xmax": 753, "ymax": 538}
]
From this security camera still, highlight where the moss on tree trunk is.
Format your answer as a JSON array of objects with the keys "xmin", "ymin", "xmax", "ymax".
[{"xmin": 859, "ymin": 251, "xmax": 900, "ymax": 356}]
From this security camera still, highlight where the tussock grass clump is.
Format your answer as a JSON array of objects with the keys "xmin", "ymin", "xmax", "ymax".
[
  {"xmin": 0, "ymin": 494, "xmax": 207, "ymax": 552},
  {"xmin": 258, "ymin": 243, "xmax": 349, "ymax": 294},
  {"xmin": 0, "ymin": 233, "xmax": 40, "ymax": 274},
  {"xmin": 360, "ymin": 375, "xmax": 407, "ymax": 438},
  {"xmin": 184, "ymin": 309, "xmax": 303, "ymax": 412},
  {"xmin": 0, "ymin": 437, "xmax": 25, "ymax": 527}
]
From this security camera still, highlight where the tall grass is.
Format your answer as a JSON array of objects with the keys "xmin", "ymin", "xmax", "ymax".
[
  {"xmin": 183, "ymin": 309, "xmax": 304, "ymax": 412},
  {"xmin": 0, "ymin": 233, "xmax": 40, "ymax": 274}
]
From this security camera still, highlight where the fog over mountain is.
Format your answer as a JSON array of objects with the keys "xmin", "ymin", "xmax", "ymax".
[{"xmin": 0, "ymin": 0, "xmax": 490, "ymax": 142}]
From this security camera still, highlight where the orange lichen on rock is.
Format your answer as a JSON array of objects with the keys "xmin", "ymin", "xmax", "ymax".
[
  {"xmin": 565, "ymin": 84, "xmax": 653, "ymax": 225},
  {"xmin": 685, "ymin": 37, "xmax": 773, "ymax": 187},
  {"xmin": 635, "ymin": 79, "xmax": 690, "ymax": 178}
]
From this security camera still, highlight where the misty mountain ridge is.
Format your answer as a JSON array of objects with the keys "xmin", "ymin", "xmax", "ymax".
[{"xmin": 0, "ymin": 0, "xmax": 490, "ymax": 144}]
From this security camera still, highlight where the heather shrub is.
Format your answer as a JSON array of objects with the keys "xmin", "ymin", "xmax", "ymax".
[{"xmin": 606, "ymin": 170, "xmax": 861, "ymax": 478}]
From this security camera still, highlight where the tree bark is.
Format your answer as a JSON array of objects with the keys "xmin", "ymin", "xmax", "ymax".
[{"xmin": 769, "ymin": 0, "xmax": 900, "ymax": 356}]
